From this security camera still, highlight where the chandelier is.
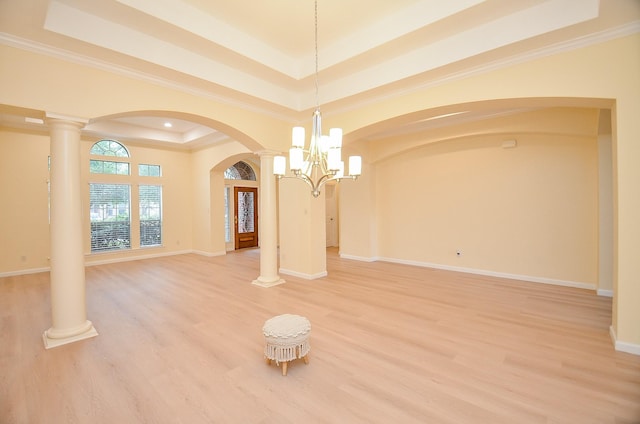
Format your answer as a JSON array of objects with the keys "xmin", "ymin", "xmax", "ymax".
[{"xmin": 273, "ymin": 0, "xmax": 361, "ymax": 197}]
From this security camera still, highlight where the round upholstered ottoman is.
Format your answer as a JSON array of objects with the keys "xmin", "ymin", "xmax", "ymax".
[{"xmin": 262, "ymin": 314, "xmax": 311, "ymax": 376}]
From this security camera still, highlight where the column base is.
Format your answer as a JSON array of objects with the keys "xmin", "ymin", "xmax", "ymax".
[
  {"xmin": 252, "ymin": 277, "xmax": 286, "ymax": 288},
  {"xmin": 43, "ymin": 321, "xmax": 99, "ymax": 349}
]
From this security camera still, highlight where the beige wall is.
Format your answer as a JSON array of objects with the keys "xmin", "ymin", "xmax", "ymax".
[
  {"xmin": 0, "ymin": 33, "xmax": 638, "ymax": 349},
  {"xmin": 375, "ymin": 130, "xmax": 598, "ymax": 286},
  {"xmin": 338, "ymin": 158, "xmax": 377, "ymax": 260},
  {"xmin": 0, "ymin": 129, "xmax": 51, "ymax": 273},
  {"xmin": 278, "ymin": 178, "xmax": 327, "ymax": 279}
]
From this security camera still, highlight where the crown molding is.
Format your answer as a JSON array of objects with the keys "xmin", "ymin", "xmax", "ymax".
[
  {"xmin": 0, "ymin": 32, "xmax": 298, "ymax": 123},
  {"xmin": 322, "ymin": 21, "xmax": 640, "ymax": 118},
  {"xmin": 2, "ymin": 20, "xmax": 638, "ymax": 123}
]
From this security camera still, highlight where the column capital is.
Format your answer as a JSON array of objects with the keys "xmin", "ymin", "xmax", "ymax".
[{"xmin": 45, "ymin": 112, "xmax": 88, "ymax": 130}]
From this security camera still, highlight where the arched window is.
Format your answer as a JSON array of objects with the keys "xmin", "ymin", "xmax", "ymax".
[
  {"xmin": 90, "ymin": 139, "xmax": 129, "ymax": 157},
  {"xmin": 90, "ymin": 139, "xmax": 130, "ymax": 175},
  {"xmin": 224, "ymin": 161, "xmax": 256, "ymax": 181}
]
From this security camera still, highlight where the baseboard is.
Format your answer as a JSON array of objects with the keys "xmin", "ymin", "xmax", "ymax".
[
  {"xmin": 338, "ymin": 253, "xmax": 377, "ymax": 262},
  {"xmin": 86, "ymin": 249, "xmax": 195, "ymax": 266},
  {"xmin": 0, "ymin": 250, "xmax": 210, "ymax": 277},
  {"xmin": 597, "ymin": 289, "xmax": 614, "ymax": 297},
  {"xmin": 337, "ymin": 253, "xmax": 596, "ymax": 291},
  {"xmin": 376, "ymin": 256, "xmax": 597, "ymax": 291},
  {"xmin": 0, "ymin": 266, "xmax": 50, "ymax": 278},
  {"xmin": 610, "ymin": 326, "xmax": 640, "ymax": 356},
  {"xmin": 192, "ymin": 250, "xmax": 226, "ymax": 258},
  {"xmin": 279, "ymin": 268, "xmax": 328, "ymax": 280}
]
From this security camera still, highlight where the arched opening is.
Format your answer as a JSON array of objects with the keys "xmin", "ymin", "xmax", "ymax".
[
  {"xmin": 223, "ymin": 161, "xmax": 259, "ymax": 250},
  {"xmin": 341, "ymin": 100, "xmax": 614, "ymax": 300}
]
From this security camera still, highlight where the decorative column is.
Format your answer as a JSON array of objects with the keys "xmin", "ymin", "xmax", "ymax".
[
  {"xmin": 43, "ymin": 115, "xmax": 98, "ymax": 349},
  {"xmin": 252, "ymin": 151, "xmax": 285, "ymax": 287}
]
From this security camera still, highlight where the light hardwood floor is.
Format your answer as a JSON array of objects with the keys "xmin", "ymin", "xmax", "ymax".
[{"xmin": 2, "ymin": 248, "xmax": 639, "ymax": 424}]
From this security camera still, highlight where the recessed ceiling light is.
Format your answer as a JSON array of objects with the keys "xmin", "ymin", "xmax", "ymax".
[{"xmin": 164, "ymin": 122, "xmax": 173, "ymax": 128}]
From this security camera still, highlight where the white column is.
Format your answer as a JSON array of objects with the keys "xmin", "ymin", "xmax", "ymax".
[
  {"xmin": 252, "ymin": 151, "xmax": 285, "ymax": 287},
  {"xmin": 43, "ymin": 117, "xmax": 98, "ymax": 348}
]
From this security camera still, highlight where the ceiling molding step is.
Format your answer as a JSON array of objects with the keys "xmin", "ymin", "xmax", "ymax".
[
  {"xmin": 3, "ymin": 17, "xmax": 636, "ymax": 122},
  {"xmin": 115, "ymin": 0, "xmax": 298, "ymax": 77},
  {"xmin": 319, "ymin": 21, "xmax": 640, "ymax": 118},
  {"xmin": 0, "ymin": 33, "xmax": 299, "ymax": 123},
  {"xmin": 43, "ymin": 0, "xmax": 301, "ymax": 110}
]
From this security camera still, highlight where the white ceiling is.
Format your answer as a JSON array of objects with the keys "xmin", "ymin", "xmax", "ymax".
[{"xmin": 1, "ymin": 0, "xmax": 639, "ymax": 148}]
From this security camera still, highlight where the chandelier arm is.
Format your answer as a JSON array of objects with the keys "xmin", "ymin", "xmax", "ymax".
[
  {"xmin": 318, "ymin": 174, "xmax": 358, "ymax": 187},
  {"xmin": 276, "ymin": 171, "xmax": 334, "ymax": 198},
  {"xmin": 313, "ymin": 172, "xmax": 333, "ymax": 189},
  {"xmin": 277, "ymin": 173, "xmax": 315, "ymax": 191}
]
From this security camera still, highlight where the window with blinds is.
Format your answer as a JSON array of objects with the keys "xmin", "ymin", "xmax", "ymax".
[
  {"xmin": 89, "ymin": 183, "xmax": 131, "ymax": 252},
  {"xmin": 89, "ymin": 139, "xmax": 164, "ymax": 252},
  {"xmin": 140, "ymin": 185, "xmax": 162, "ymax": 247}
]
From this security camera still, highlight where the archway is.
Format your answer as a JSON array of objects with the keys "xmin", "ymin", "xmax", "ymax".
[{"xmin": 340, "ymin": 99, "xmax": 613, "ymax": 299}]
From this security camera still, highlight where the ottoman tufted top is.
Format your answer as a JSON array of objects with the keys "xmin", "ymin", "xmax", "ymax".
[{"xmin": 263, "ymin": 314, "xmax": 311, "ymax": 338}]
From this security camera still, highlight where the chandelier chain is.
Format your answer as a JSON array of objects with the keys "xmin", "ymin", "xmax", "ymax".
[
  {"xmin": 314, "ymin": 0, "xmax": 319, "ymax": 109},
  {"xmin": 272, "ymin": 0, "xmax": 361, "ymax": 197}
]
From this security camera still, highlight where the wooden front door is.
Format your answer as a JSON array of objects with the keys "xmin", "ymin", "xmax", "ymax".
[{"xmin": 234, "ymin": 187, "xmax": 258, "ymax": 249}]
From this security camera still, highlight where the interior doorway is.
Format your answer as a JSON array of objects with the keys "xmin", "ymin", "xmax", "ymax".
[
  {"xmin": 325, "ymin": 183, "xmax": 338, "ymax": 247},
  {"xmin": 234, "ymin": 187, "xmax": 258, "ymax": 249}
]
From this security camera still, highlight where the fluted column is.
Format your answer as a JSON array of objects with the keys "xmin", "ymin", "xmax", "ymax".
[
  {"xmin": 43, "ymin": 116, "xmax": 98, "ymax": 348},
  {"xmin": 252, "ymin": 151, "xmax": 285, "ymax": 287}
]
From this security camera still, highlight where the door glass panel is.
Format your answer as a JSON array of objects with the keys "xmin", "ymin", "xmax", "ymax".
[{"xmin": 237, "ymin": 191, "xmax": 254, "ymax": 233}]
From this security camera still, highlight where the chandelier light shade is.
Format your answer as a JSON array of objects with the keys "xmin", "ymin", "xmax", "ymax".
[{"xmin": 273, "ymin": 0, "xmax": 361, "ymax": 197}]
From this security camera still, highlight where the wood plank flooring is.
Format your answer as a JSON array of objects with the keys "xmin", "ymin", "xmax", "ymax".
[{"xmin": 1, "ymin": 248, "xmax": 639, "ymax": 423}]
